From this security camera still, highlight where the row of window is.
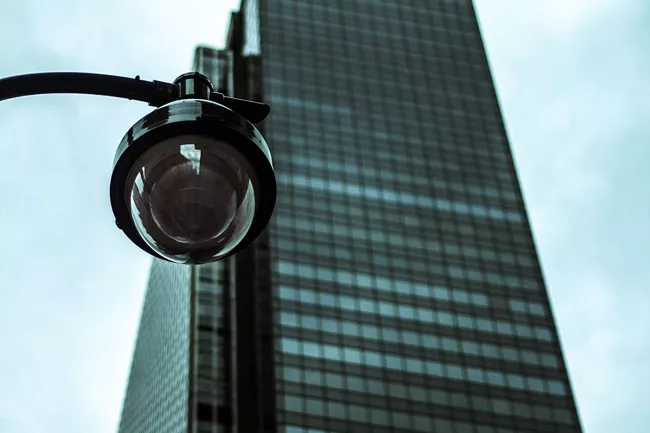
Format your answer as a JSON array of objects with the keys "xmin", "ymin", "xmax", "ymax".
[
  {"xmin": 265, "ymin": 82, "xmax": 497, "ymax": 118},
  {"xmin": 274, "ymin": 135, "xmax": 509, "ymax": 170},
  {"xmin": 276, "ymin": 192, "xmax": 514, "ymax": 228},
  {"xmin": 275, "ymin": 282, "xmax": 554, "ymax": 343},
  {"xmin": 265, "ymin": 64, "xmax": 493, "ymax": 95},
  {"xmin": 267, "ymin": 127, "xmax": 510, "ymax": 173},
  {"xmin": 270, "ymin": 134, "xmax": 511, "ymax": 184},
  {"xmin": 274, "ymin": 133, "xmax": 506, "ymax": 171},
  {"xmin": 280, "ymin": 338, "xmax": 566, "ymax": 397},
  {"xmin": 281, "ymin": 418, "xmax": 570, "ymax": 433},
  {"xmin": 274, "ymin": 206, "xmax": 530, "ymax": 255},
  {"xmin": 271, "ymin": 226, "xmax": 534, "ymax": 277},
  {"xmin": 265, "ymin": 60, "xmax": 488, "ymax": 99},
  {"xmin": 273, "ymin": 174, "xmax": 518, "ymax": 217},
  {"xmin": 268, "ymin": 2, "xmax": 476, "ymax": 33},
  {"xmin": 273, "ymin": 241, "xmax": 540, "ymax": 296},
  {"xmin": 265, "ymin": 12, "xmax": 478, "ymax": 44},
  {"xmin": 272, "ymin": 251, "xmax": 546, "ymax": 302},
  {"xmin": 274, "ymin": 213, "xmax": 526, "ymax": 261},
  {"xmin": 269, "ymin": 114, "xmax": 500, "ymax": 148},
  {"xmin": 276, "ymin": 174, "xmax": 522, "ymax": 223},
  {"xmin": 274, "ymin": 154, "xmax": 518, "ymax": 203},
  {"xmin": 271, "ymin": 124, "xmax": 496, "ymax": 152},
  {"xmin": 266, "ymin": 88, "xmax": 499, "ymax": 127},
  {"xmin": 268, "ymin": 99, "xmax": 499, "ymax": 133},
  {"xmin": 280, "ymin": 367, "xmax": 574, "ymax": 424},
  {"xmin": 273, "ymin": 218, "xmax": 536, "ymax": 273},
  {"xmin": 275, "ymin": 165, "xmax": 512, "ymax": 204},
  {"xmin": 273, "ymin": 193, "xmax": 529, "ymax": 244},
  {"xmin": 267, "ymin": 95, "xmax": 352, "ymax": 115},
  {"xmin": 273, "ymin": 158, "xmax": 511, "ymax": 198},
  {"xmin": 268, "ymin": 117, "xmax": 506, "ymax": 154},
  {"xmin": 265, "ymin": 32, "xmax": 480, "ymax": 66},
  {"xmin": 276, "ymin": 266, "xmax": 546, "ymax": 318},
  {"xmin": 275, "ymin": 241, "xmax": 542, "ymax": 294},
  {"xmin": 266, "ymin": 107, "xmax": 505, "ymax": 144},
  {"xmin": 265, "ymin": 38, "xmax": 481, "ymax": 77},
  {"xmin": 279, "ymin": 311, "xmax": 559, "ymax": 369}
]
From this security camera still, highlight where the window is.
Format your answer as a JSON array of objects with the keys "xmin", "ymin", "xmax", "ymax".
[
  {"xmin": 548, "ymin": 381, "xmax": 567, "ymax": 396},
  {"xmin": 366, "ymin": 352, "xmax": 383, "ymax": 367},
  {"xmin": 427, "ymin": 361, "xmax": 445, "ymax": 376},
  {"xmin": 507, "ymin": 374, "xmax": 525, "ymax": 389},
  {"xmin": 406, "ymin": 358, "xmax": 425, "ymax": 373},
  {"xmin": 282, "ymin": 339, "xmax": 300, "ymax": 354},
  {"xmin": 325, "ymin": 373, "xmax": 344, "ymax": 389},
  {"xmin": 447, "ymin": 365, "xmax": 464, "ymax": 380},
  {"xmin": 492, "ymin": 399, "xmax": 511, "ymax": 415},
  {"xmin": 306, "ymin": 398, "xmax": 325, "ymax": 416},
  {"xmin": 350, "ymin": 405, "xmax": 369, "ymax": 423},
  {"xmin": 284, "ymin": 395, "xmax": 303, "ymax": 412},
  {"xmin": 344, "ymin": 347, "xmax": 363, "ymax": 363},
  {"xmin": 328, "ymin": 402, "xmax": 346, "ymax": 419},
  {"xmin": 342, "ymin": 322, "xmax": 360, "ymax": 337},
  {"xmin": 303, "ymin": 342, "xmax": 321, "ymax": 357},
  {"xmin": 281, "ymin": 312, "xmax": 299, "ymax": 327},
  {"xmin": 371, "ymin": 408, "xmax": 389, "ymax": 425},
  {"xmin": 323, "ymin": 345, "xmax": 342, "ymax": 361},
  {"xmin": 347, "ymin": 377, "xmax": 365, "ymax": 392},
  {"xmin": 283, "ymin": 366, "xmax": 302, "ymax": 382},
  {"xmin": 383, "ymin": 329, "xmax": 400, "ymax": 343},
  {"xmin": 402, "ymin": 331, "xmax": 421, "ymax": 345},
  {"xmin": 438, "ymin": 312, "xmax": 454, "ymax": 325},
  {"xmin": 386, "ymin": 355, "xmax": 403, "ymax": 369}
]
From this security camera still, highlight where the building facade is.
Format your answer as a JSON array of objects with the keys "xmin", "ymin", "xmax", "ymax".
[
  {"xmin": 117, "ymin": 261, "xmax": 192, "ymax": 433},
  {"xmin": 253, "ymin": 0, "xmax": 583, "ymax": 432},
  {"xmin": 117, "ymin": 1, "xmax": 584, "ymax": 433}
]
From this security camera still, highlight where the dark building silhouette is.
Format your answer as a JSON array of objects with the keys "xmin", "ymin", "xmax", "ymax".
[{"xmin": 118, "ymin": 1, "xmax": 584, "ymax": 433}]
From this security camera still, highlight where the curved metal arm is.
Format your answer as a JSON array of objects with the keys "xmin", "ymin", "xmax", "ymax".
[
  {"xmin": 0, "ymin": 71, "xmax": 271, "ymax": 123},
  {"xmin": 0, "ymin": 72, "xmax": 178, "ymax": 107}
]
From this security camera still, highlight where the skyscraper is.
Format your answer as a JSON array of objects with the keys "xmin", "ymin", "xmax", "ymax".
[{"xmin": 117, "ymin": 1, "xmax": 584, "ymax": 433}]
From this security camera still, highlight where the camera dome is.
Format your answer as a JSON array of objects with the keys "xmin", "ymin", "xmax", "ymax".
[
  {"xmin": 126, "ymin": 134, "xmax": 257, "ymax": 263},
  {"xmin": 110, "ymin": 98, "xmax": 276, "ymax": 264}
]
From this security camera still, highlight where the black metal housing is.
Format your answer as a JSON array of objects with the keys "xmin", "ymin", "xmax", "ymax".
[
  {"xmin": 109, "ymin": 98, "xmax": 276, "ymax": 262},
  {"xmin": 0, "ymin": 71, "xmax": 276, "ymax": 263}
]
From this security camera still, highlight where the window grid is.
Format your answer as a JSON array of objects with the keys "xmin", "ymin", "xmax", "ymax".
[{"xmin": 260, "ymin": 0, "xmax": 581, "ymax": 432}]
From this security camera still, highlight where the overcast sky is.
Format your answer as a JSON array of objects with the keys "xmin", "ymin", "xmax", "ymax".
[{"xmin": 0, "ymin": 1, "xmax": 647, "ymax": 432}]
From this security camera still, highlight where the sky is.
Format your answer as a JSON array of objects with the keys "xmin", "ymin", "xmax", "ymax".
[{"xmin": 0, "ymin": 1, "xmax": 647, "ymax": 433}]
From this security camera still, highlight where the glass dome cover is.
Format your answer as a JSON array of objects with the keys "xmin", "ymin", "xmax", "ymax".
[{"xmin": 125, "ymin": 134, "xmax": 258, "ymax": 264}]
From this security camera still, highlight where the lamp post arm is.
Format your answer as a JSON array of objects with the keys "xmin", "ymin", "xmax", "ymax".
[
  {"xmin": 0, "ymin": 71, "xmax": 270, "ymax": 123},
  {"xmin": 0, "ymin": 72, "xmax": 178, "ymax": 107}
]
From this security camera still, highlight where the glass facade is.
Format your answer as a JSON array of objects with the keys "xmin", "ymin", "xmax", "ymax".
[
  {"xmin": 117, "ymin": 260, "xmax": 191, "ymax": 433},
  {"xmin": 256, "ymin": 0, "xmax": 583, "ymax": 432},
  {"xmin": 193, "ymin": 46, "xmax": 234, "ymax": 94},
  {"xmin": 191, "ymin": 47, "xmax": 235, "ymax": 433},
  {"xmin": 192, "ymin": 262, "xmax": 233, "ymax": 433},
  {"xmin": 118, "ymin": 1, "xmax": 584, "ymax": 432}
]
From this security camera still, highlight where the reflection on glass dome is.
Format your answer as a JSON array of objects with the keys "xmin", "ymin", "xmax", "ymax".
[{"xmin": 127, "ymin": 134, "xmax": 257, "ymax": 263}]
